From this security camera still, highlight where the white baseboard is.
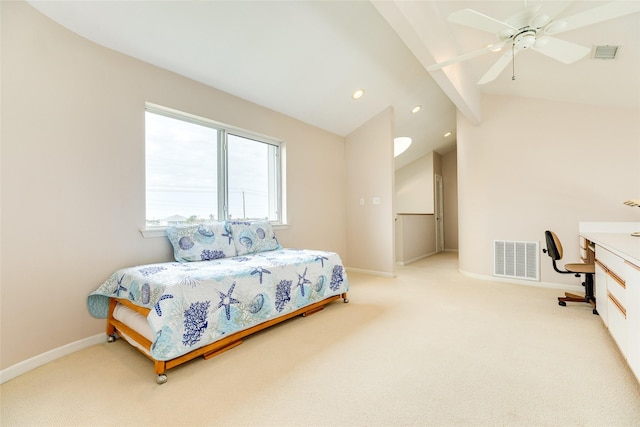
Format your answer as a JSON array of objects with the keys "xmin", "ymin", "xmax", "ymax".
[
  {"xmin": 345, "ymin": 267, "xmax": 396, "ymax": 278},
  {"xmin": 396, "ymin": 251, "xmax": 436, "ymax": 266},
  {"xmin": 458, "ymin": 269, "xmax": 584, "ymax": 292},
  {"xmin": 0, "ymin": 333, "xmax": 105, "ymax": 384}
]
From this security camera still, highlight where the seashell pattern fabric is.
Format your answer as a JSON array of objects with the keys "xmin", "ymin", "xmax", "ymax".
[
  {"xmin": 88, "ymin": 248, "xmax": 348, "ymax": 361},
  {"xmin": 228, "ymin": 220, "xmax": 281, "ymax": 256},
  {"xmin": 166, "ymin": 222, "xmax": 236, "ymax": 262}
]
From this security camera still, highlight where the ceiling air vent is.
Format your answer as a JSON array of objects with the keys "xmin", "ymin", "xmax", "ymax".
[{"xmin": 593, "ymin": 45, "xmax": 619, "ymax": 59}]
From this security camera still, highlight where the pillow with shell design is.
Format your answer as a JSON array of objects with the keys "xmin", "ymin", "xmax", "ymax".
[
  {"xmin": 166, "ymin": 222, "xmax": 236, "ymax": 262},
  {"xmin": 228, "ymin": 220, "xmax": 281, "ymax": 256}
]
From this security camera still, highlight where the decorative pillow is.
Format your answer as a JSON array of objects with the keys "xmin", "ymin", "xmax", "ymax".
[
  {"xmin": 166, "ymin": 222, "xmax": 236, "ymax": 262},
  {"xmin": 228, "ymin": 220, "xmax": 281, "ymax": 256}
]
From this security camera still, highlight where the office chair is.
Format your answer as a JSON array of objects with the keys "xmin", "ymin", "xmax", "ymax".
[{"xmin": 543, "ymin": 230, "xmax": 597, "ymax": 315}]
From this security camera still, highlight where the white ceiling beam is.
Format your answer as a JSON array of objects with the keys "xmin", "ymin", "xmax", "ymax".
[{"xmin": 372, "ymin": 0, "xmax": 482, "ymax": 125}]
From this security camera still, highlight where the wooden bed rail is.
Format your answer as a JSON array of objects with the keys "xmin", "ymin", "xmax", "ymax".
[{"xmin": 106, "ymin": 293, "xmax": 348, "ymax": 384}]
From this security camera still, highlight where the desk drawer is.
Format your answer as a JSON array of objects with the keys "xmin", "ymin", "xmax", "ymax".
[
  {"xmin": 608, "ymin": 294, "xmax": 627, "ymax": 356},
  {"xmin": 596, "ymin": 247, "xmax": 626, "ymax": 305},
  {"xmin": 607, "ymin": 268, "xmax": 626, "ymax": 306},
  {"xmin": 597, "ymin": 247, "xmax": 626, "ymax": 280}
]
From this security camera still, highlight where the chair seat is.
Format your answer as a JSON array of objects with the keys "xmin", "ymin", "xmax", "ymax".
[{"xmin": 564, "ymin": 263, "xmax": 595, "ymax": 274}]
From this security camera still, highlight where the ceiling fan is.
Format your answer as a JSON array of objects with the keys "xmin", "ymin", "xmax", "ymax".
[{"xmin": 428, "ymin": 1, "xmax": 640, "ymax": 84}]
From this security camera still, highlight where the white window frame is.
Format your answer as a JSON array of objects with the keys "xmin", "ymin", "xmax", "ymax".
[{"xmin": 142, "ymin": 103, "xmax": 284, "ymax": 236}]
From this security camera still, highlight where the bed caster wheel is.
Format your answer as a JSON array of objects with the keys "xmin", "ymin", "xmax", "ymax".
[
  {"xmin": 343, "ymin": 298, "xmax": 349, "ymax": 303},
  {"xmin": 107, "ymin": 335, "xmax": 116, "ymax": 343},
  {"xmin": 558, "ymin": 301, "xmax": 566, "ymax": 307},
  {"xmin": 593, "ymin": 309, "xmax": 599, "ymax": 315},
  {"xmin": 156, "ymin": 374, "xmax": 167, "ymax": 385}
]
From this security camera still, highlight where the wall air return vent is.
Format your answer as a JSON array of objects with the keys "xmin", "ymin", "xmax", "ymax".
[
  {"xmin": 593, "ymin": 45, "xmax": 619, "ymax": 59},
  {"xmin": 494, "ymin": 240, "xmax": 539, "ymax": 281}
]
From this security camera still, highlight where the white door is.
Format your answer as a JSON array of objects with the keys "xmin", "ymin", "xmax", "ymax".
[{"xmin": 435, "ymin": 174, "xmax": 444, "ymax": 253}]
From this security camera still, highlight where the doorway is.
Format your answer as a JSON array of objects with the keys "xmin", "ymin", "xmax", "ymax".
[{"xmin": 435, "ymin": 174, "xmax": 444, "ymax": 253}]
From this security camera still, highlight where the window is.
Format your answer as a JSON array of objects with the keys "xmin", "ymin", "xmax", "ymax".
[{"xmin": 145, "ymin": 105, "xmax": 281, "ymax": 227}]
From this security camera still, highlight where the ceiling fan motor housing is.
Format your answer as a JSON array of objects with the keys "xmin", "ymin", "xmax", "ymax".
[
  {"xmin": 514, "ymin": 30, "xmax": 537, "ymax": 49},
  {"xmin": 435, "ymin": 2, "xmax": 640, "ymax": 85}
]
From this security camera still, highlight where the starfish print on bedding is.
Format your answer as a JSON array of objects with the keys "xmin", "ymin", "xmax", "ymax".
[
  {"xmin": 297, "ymin": 267, "xmax": 312, "ymax": 297},
  {"xmin": 154, "ymin": 294, "xmax": 174, "ymax": 317},
  {"xmin": 222, "ymin": 224, "xmax": 233, "ymax": 245},
  {"xmin": 217, "ymin": 282, "xmax": 241, "ymax": 321},
  {"xmin": 315, "ymin": 255, "xmax": 329, "ymax": 268},
  {"xmin": 114, "ymin": 273, "xmax": 127, "ymax": 296},
  {"xmin": 251, "ymin": 266, "xmax": 271, "ymax": 284}
]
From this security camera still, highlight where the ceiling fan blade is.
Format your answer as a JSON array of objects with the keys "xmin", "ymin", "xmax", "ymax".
[
  {"xmin": 533, "ymin": 36, "xmax": 590, "ymax": 64},
  {"xmin": 555, "ymin": 1, "xmax": 640, "ymax": 34},
  {"xmin": 427, "ymin": 42, "xmax": 507, "ymax": 72},
  {"xmin": 505, "ymin": 5, "xmax": 542, "ymax": 28},
  {"xmin": 478, "ymin": 49, "xmax": 516, "ymax": 85},
  {"xmin": 448, "ymin": 9, "xmax": 518, "ymax": 34}
]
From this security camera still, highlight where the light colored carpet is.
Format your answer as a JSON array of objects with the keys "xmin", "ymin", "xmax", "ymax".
[{"xmin": 1, "ymin": 252, "xmax": 639, "ymax": 426}]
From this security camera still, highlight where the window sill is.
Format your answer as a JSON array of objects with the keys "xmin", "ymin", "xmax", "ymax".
[{"xmin": 139, "ymin": 227, "xmax": 169, "ymax": 238}]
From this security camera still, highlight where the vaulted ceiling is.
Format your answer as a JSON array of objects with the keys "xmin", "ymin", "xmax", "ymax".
[{"xmin": 28, "ymin": 1, "xmax": 640, "ymax": 170}]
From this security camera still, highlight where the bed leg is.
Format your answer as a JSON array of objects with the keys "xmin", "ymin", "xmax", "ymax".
[
  {"xmin": 341, "ymin": 293, "xmax": 349, "ymax": 303},
  {"xmin": 106, "ymin": 298, "xmax": 117, "ymax": 339},
  {"xmin": 155, "ymin": 361, "xmax": 167, "ymax": 384}
]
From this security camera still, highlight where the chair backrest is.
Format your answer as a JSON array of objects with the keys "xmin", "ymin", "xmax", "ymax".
[{"xmin": 544, "ymin": 230, "xmax": 564, "ymax": 261}]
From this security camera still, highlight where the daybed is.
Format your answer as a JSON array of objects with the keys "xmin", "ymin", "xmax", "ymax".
[{"xmin": 88, "ymin": 220, "xmax": 349, "ymax": 384}]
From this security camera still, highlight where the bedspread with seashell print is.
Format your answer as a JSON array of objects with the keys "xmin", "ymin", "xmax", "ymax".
[{"xmin": 88, "ymin": 248, "xmax": 349, "ymax": 360}]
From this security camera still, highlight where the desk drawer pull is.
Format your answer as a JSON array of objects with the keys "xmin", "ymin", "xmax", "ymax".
[
  {"xmin": 608, "ymin": 292, "xmax": 626, "ymax": 318},
  {"xmin": 607, "ymin": 270, "xmax": 626, "ymax": 289}
]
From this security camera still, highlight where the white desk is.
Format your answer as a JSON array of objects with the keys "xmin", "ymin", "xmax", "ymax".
[{"xmin": 580, "ymin": 222, "xmax": 640, "ymax": 383}]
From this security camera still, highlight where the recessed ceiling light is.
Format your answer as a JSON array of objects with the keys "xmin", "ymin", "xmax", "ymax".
[
  {"xmin": 411, "ymin": 105, "xmax": 422, "ymax": 114},
  {"xmin": 394, "ymin": 137, "xmax": 412, "ymax": 157},
  {"xmin": 352, "ymin": 89, "xmax": 365, "ymax": 100},
  {"xmin": 444, "ymin": 131, "xmax": 452, "ymax": 137}
]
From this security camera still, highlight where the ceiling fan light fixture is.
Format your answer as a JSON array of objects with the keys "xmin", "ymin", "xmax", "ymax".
[
  {"xmin": 544, "ymin": 20, "xmax": 567, "ymax": 35},
  {"xmin": 394, "ymin": 137, "xmax": 412, "ymax": 157}
]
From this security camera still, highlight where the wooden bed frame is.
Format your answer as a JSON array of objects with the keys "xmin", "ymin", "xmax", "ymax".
[{"xmin": 106, "ymin": 293, "xmax": 349, "ymax": 384}]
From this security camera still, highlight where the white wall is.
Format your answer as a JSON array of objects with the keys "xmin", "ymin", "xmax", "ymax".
[
  {"xmin": 1, "ymin": 2, "xmax": 347, "ymax": 370},
  {"xmin": 345, "ymin": 108, "xmax": 396, "ymax": 276},
  {"xmin": 442, "ymin": 149, "xmax": 458, "ymax": 251},
  {"xmin": 396, "ymin": 153, "xmax": 434, "ymax": 214},
  {"xmin": 395, "ymin": 214, "xmax": 435, "ymax": 264},
  {"xmin": 458, "ymin": 94, "xmax": 640, "ymax": 285}
]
